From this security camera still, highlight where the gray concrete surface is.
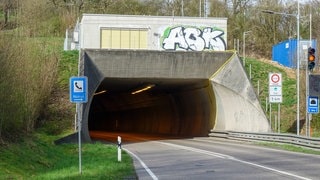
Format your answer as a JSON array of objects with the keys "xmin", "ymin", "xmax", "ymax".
[{"xmin": 75, "ymin": 49, "xmax": 270, "ymax": 142}]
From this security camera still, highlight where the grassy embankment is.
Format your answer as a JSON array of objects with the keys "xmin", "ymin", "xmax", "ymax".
[
  {"xmin": 0, "ymin": 50, "xmax": 136, "ymax": 179},
  {"xmin": 245, "ymin": 58, "xmax": 320, "ymax": 136}
]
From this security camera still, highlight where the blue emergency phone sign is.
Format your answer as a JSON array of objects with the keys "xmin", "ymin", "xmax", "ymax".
[
  {"xmin": 308, "ymin": 96, "xmax": 319, "ymax": 114},
  {"xmin": 70, "ymin": 76, "xmax": 88, "ymax": 103}
]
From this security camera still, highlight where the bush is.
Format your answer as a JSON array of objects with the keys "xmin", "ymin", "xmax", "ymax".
[{"xmin": 0, "ymin": 34, "xmax": 60, "ymax": 142}]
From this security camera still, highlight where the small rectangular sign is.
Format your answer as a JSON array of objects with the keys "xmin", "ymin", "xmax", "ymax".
[
  {"xmin": 309, "ymin": 74, "xmax": 320, "ymax": 96},
  {"xmin": 269, "ymin": 86, "xmax": 282, "ymax": 96},
  {"xmin": 308, "ymin": 108, "xmax": 318, "ymax": 113},
  {"xmin": 269, "ymin": 95, "xmax": 282, "ymax": 103},
  {"xmin": 70, "ymin": 76, "xmax": 88, "ymax": 103},
  {"xmin": 308, "ymin": 96, "xmax": 319, "ymax": 114}
]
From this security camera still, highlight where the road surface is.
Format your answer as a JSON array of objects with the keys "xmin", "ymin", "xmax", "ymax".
[{"xmin": 91, "ymin": 131, "xmax": 320, "ymax": 180}]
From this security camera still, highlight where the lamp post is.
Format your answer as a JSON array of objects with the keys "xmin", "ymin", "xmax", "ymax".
[
  {"xmin": 262, "ymin": 0, "xmax": 300, "ymax": 136},
  {"xmin": 243, "ymin": 31, "xmax": 252, "ymax": 67},
  {"xmin": 306, "ymin": 12, "xmax": 312, "ymax": 137}
]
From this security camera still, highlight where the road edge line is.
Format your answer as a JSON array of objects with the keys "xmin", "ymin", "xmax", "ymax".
[{"xmin": 123, "ymin": 148, "xmax": 158, "ymax": 180}]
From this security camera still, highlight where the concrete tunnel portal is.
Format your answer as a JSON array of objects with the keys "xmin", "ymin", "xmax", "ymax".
[{"xmin": 79, "ymin": 49, "xmax": 270, "ymax": 142}]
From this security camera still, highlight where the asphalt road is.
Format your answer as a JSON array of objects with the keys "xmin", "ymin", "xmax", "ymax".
[{"xmin": 91, "ymin": 131, "xmax": 320, "ymax": 180}]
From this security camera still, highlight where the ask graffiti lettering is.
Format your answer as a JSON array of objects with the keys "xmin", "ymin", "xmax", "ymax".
[{"xmin": 162, "ymin": 26, "xmax": 226, "ymax": 51}]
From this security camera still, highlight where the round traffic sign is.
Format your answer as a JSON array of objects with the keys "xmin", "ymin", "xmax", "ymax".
[
  {"xmin": 269, "ymin": 73, "xmax": 282, "ymax": 86},
  {"xmin": 271, "ymin": 74, "xmax": 280, "ymax": 83}
]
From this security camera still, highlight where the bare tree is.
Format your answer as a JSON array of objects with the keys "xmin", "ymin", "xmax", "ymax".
[{"xmin": 0, "ymin": 0, "xmax": 18, "ymax": 28}]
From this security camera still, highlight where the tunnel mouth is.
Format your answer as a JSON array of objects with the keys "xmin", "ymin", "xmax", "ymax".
[
  {"xmin": 88, "ymin": 77, "xmax": 214, "ymax": 139},
  {"xmin": 73, "ymin": 49, "xmax": 270, "ymax": 144}
]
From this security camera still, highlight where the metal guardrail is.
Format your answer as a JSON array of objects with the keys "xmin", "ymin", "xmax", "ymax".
[{"xmin": 209, "ymin": 130, "xmax": 320, "ymax": 150}]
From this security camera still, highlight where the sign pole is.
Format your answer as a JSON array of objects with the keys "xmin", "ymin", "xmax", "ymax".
[
  {"xmin": 269, "ymin": 103, "xmax": 272, "ymax": 129},
  {"xmin": 70, "ymin": 76, "xmax": 88, "ymax": 175},
  {"xmin": 278, "ymin": 103, "xmax": 281, "ymax": 133},
  {"xmin": 78, "ymin": 103, "xmax": 82, "ymax": 174},
  {"xmin": 306, "ymin": 58, "xmax": 310, "ymax": 137}
]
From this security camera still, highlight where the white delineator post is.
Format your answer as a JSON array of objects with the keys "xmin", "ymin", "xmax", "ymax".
[{"xmin": 118, "ymin": 136, "xmax": 122, "ymax": 162}]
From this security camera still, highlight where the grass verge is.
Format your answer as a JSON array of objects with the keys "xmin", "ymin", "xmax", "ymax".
[
  {"xmin": 256, "ymin": 141, "xmax": 320, "ymax": 155},
  {"xmin": 0, "ymin": 132, "xmax": 136, "ymax": 179}
]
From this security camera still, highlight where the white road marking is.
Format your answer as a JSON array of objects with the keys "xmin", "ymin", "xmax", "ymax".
[
  {"xmin": 123, "ymin": 148, "xmax": 158, "ymax": 180},
  {"xmin": 159, "ymin": 141, "xmax": 234, "ymax": 159},
  {"xmin": 159, "ymin": 142, "xmax": 312, "ymax": 180}
]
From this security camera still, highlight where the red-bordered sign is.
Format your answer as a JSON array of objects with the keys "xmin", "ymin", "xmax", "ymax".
[
  {"xmin": 269, "ymin": 73, "xmax": 282, "ymax": 103},
  {"xmin": 269, "ymin": 73, "xmax": 282, "ymax": 86},
  {"xmin": 271, "ymin": 74, "xmax": 280, "ymax": 83}
]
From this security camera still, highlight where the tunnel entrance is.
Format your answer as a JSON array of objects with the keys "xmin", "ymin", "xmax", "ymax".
[
  {"xmin": 65, "ymin": 49, "xmax": 271, "ymax": 143},
  {"xmin": 88, "ymin": 78, "xmax": 215, "ymax": 137}
]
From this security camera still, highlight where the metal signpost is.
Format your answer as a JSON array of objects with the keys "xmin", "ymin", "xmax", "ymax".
[
  {"xmin": 70, "ymin": 76, "xmax": 88, "ymax": 174},
  {"xmin": 262, "ymin": 0, "xmax": 300, "ymax": 135},
  {"xmin": 269, "ymin": 73, "xmax": 282, "ymax": 133}
]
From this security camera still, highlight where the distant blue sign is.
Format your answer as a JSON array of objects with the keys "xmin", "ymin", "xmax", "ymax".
[
  {"xmin": 70, "ymin": 76, "xmax": 88, "ymax": 103},
  {"xmin": 308, "ymin": 96, "xmax": 319, "ymax": 114}
]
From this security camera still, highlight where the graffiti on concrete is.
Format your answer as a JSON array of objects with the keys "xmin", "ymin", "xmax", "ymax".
[{"xmin": 161, "ymin": 26, "xmax": 226, "ymax": 51}]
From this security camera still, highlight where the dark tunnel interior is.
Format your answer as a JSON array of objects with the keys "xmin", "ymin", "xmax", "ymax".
[{"xmin": 88, "ymin": 77, "xmax": 216, "ymax": 137}]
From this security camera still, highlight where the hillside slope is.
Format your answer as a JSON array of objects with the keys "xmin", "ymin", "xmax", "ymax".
[{"xmin": 245, "ymin": 58, "xmax": 320, "ymax": 136}]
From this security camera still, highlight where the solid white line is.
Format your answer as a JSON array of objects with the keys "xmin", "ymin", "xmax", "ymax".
[
  {"xmin": 159, "ymin": 142, "xmax": 234, "ymax": 159},
  {"xmin": 123, "ymin": 148, "xmax": 158, "ymax": 180},
  {"xmin": 158, "ymin": 142, "xmax": 311, "ymax": 180},
  {"xmin": 233, "ymin": 158, "xmax": 312, "ymax": 180}
]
